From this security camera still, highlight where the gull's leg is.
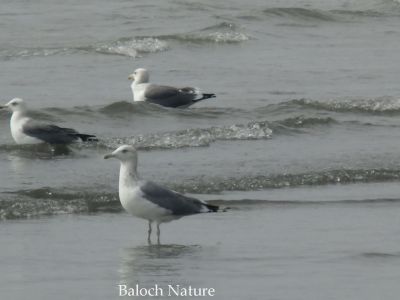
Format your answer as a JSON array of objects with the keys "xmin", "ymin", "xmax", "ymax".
[
  {"xmin": 147, "ymin": 221, "xmax": 152, "ymax": 245},
  {"xmin": 156, "ymin": 223, "xmax": 161, "ymax": 245}
]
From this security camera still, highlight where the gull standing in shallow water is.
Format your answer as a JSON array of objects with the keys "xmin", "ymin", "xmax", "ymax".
[
  {"xmin": 128, "ymin": 68, "xmax": 216, "ymax": 108},
  {"xmin": 0, "ymin": 98, "xmax": 97, "ymax": 145},
  {"xmin": 104, "ymin": 145, "xmax": 219, "ymax": 244}
]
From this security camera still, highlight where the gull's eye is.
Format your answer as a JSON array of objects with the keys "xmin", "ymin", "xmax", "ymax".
[
  {"xmin": 122, "ymin": 149, "xmax": 128, "ymax": 153},
  {"xmin": 11, "ymin": 102, "xmax": 17, "ymax": 106}
]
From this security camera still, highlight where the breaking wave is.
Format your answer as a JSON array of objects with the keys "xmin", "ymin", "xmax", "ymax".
[
  {"xmin": 94, "ymin": 37, "xmax": 169, "ymax": 57},
  {"xmin": 174, "ymin": 168, "xmax": 400, "ymax": 194},
  {"xmin": 102, "ymin": 121, "xmax": 273, "ymax": 150},
  {"xmin": 0, "ymin": 47, "xmax": 77, "ymax": 60},
  {"xmin": 0, "ymin": 100, "xmax": 338, "ymax": 153},
  {"xmin": 261, "ymin": 5, "xmax": 400, "ymax": 22},
  {"xmin": 0, "ymin": 188, "xmax": 120, "ymax": 220},
  {"xmin": 2, "ymin": 167, "xmax": 400, "ymax": 219},
  {"xmin": 156, "ymin": 22, "xmax": 250, "ymax": 44},
  {"xmin": 289, "ymin": 97, "xmax": 400, "ymax": 115},
  {"xmin": 100, "ymin": 116, "xmax": 335, "ymax": 150},
  {"xmin": 0, "ymin": 22, "xmax": 248, "ymax": 61},
  {"xmin": 263, "ymin": 7, "xmax": 337, "ymax": 21}
]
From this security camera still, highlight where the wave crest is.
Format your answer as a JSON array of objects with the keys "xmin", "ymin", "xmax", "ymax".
[
  {"xmin": 263, "ymin": 7, "xmax": 337, "ymax": 21},
  {"xmin": 119, "ymin": 116, "xmax": 333, "ymax": 150},
  {"xmin": 0, "ymin": 22, "xmax": 248, "ymax": 61},
  {"xmin": 95, "ymin": 37, "xmax": 169, "ymax": 57},
  {"xmin": 103, "ymin": 121, "xmax": 273, "ymax": 150},
  {"xmin": 261, "ymin": 6, "xmax": 400, "ymax": 22},
  {"xmin": 159, "ymin": 22, "xmax": 250, "ymax": 44},
  {"xmin": 0, "ymin": 47, "xmax": 74, "ymax": 60},
  {"xmin": 174, "ymin": 168, "xmax": 400, "ymax": 194},
  {"xmin": 290, "ymin": 97, "xmax": 400, "ymax": 114},
  {"xmin": 2, "ymin": 168, "xmax": 400, "ymax": 219}
]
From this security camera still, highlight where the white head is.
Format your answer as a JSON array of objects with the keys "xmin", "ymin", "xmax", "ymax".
[
  {"xmin": 104, "ymin": 145, "xmax": 138, "ymax": 166},
  {"xmin": 128, "ymin": 68, "xmax": 149, "ymax": 84},
  {"xmin": 1, "ymin": 98, "xmax": 28, "ymax": 113}
]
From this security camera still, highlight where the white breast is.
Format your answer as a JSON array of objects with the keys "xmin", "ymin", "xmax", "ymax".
[
  {"xmin": 119, "ymin": 185, "xmax": 173, "ymax": 222},
  {"xmin": 131, "ymin": 83, "xmax": 150, "ymax": 102},
  {"xmin": 10, "ymin": 114, "xmax": 42, "ymax": 145}
]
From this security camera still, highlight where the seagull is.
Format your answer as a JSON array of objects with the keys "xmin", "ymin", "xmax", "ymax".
[
  {"xmin": 0, "ymin": 98, "xmax": 97, "ymax": 145},
  {"xmin": 104, "ymin": 145, "xmax": 219, "ymax": 244},
  {"xmin": 128, "ymin": 68, "xmax": 216, "ymax": 108}
]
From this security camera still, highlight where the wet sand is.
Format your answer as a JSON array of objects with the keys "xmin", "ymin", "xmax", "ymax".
[{"xmin": 2, "ymin": 190, "xmax": 400, "ymax": 300}]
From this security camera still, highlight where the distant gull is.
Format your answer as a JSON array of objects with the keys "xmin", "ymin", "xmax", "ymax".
[
  {"xmin": 0, "ymin": 98, "xmax": 97, "ymax": 145},
  {"xmin": 104, "ymin": 145, "xmax": 219, "ymax": 244},
  {"xmin": 128, "ymin": 68, "xmax": 216, "ymax": 108}
]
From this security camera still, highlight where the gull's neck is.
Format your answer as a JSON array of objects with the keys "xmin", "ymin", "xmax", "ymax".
[
  {"xmin": 130, "ymin": 81, "xmax": 137, "ymax": 101},
  {"xmin": 9, "ymin": 110, "xmax": 31, "ymax": 145},
  {"xmin": 119, "ymin": 161, "xmax": 140, "ymax": 188},
  {"xmin": 10, "ymin": 110, "xmax": 28, "ymax": 124},
  {"xmin": 131, "ymin": 79, "xmax": 149, "ymax": 87},
  {"xmin": 131, "ymin": 81, "xmax": 149, "ymax": 102},
  {"xmin": 11, "ymin": 110, "xmax": 27, "ymax": 118}
]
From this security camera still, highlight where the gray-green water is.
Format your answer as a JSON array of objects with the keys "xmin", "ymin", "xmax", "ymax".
[{"xmin": 2, "ymin": 0, "xmax": 400, "ymax": 299}]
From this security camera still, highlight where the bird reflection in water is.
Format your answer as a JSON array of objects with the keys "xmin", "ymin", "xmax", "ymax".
[{"xmin": 118, "ymin": 244, "xmax": 202, "ymax": 287}]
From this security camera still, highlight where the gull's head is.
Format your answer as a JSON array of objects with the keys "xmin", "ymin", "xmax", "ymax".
[
  {"xmin": 104, "ymin": 145, "xmax": 138, "ymax": 163},
  {"xmin": 1, "ymin": 98, "xmax": 27, "ymax": 113},
  {"xmin": 128, "ymin": 68, "xmax": 149, "ymax": 84}
]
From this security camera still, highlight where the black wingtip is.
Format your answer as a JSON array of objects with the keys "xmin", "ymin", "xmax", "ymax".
[
  {"xmin": 77, "ymin": 134, "xmax": 98, "ymax": 142},
  {"xmin": 205, "ymin": 203, "xmax": 220, "ymax": 212},
  {"xmin": 193, "ymin": 93, "xmax": 216, "ymax": 103},
  {"xmin": 202, "ymin": 93, "xmax": 216, "ymax": 99}
]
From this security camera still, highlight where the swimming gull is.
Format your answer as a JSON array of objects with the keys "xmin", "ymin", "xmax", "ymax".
[
  {"xmin": 104, "ymin": 145, "xmax": 219, "ymax": 244},
  {"xmin": 0, "ymin": 98, "xmax": 97, "ymax": 145},
  {"xmin": 128, "ymin": 68, "xmax": 216, "ymax": 108}
]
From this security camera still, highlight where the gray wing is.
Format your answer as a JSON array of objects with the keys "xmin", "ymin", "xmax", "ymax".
[
  {"xmin": 140, "ymin": 181, "xmax": 210, "ymax": 215},
  {"xmin": 144, "ymin": 85, "xmax": 197, "ymax": 108},
  {"xmin": 23, "ymin": 120, "xmax": 80, "ymax": 144}
]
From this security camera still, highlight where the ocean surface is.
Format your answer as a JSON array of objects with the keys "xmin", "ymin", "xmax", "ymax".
[{"xmin": 2, "ymin": 0, "xmax": 400, "ymax": 299}]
